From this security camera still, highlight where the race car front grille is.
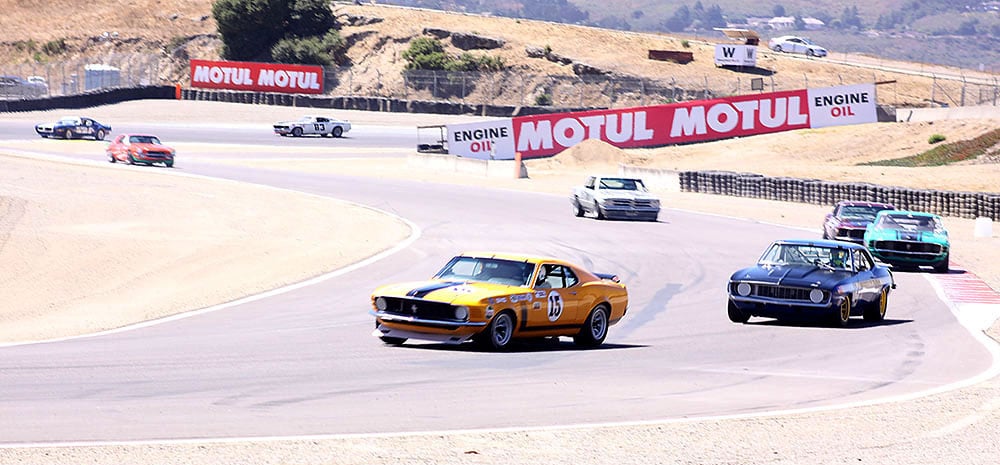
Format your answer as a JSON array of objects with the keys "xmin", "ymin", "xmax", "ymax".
[
  {"xmin": 380, "ymin": 297, "xmax": 460, "ymax": 321},
  {"xmin": 605, "ymin": 199, "xmax": 656, "ymax": 208},
  {"xmin": 144, "ymin": 151, "xmax": 171, "ymax": 159},
  {"xmin": 872, "ymin": 240, "xmax": 942, "ymax": 254},
  {"xmin": 837, "ymin": 228, "xmax": 866, "ymax": 240},
  {"xmin": 752, "ymin": 284, "xmax": 812, "ymax": 302}
]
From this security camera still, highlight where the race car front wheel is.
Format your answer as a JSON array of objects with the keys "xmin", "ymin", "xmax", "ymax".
[
  {"xmin": 95, "ymin": 129, "xmax": 106, "ymax": 141},
  {"xmin": 292, "ymin": 127, "xmax": 303, "ymax": 137},
  {"xmin": 332, "ymin": 126, "xmax": 344, "ymax": 138},
  {"xmin": 863, "ymin": 288, "xmax": 887, "ymax": 321},
  {"xmin": 478, "ymin": 311, "xmax": 515, "ymax": 351}
]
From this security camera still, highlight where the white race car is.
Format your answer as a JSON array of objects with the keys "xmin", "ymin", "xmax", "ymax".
[{"xmin": 273, "ymin": 116, "xmax": 351, "ymax": 138}]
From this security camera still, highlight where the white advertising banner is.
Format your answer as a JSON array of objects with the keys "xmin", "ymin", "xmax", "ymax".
[
  {"xmin": 714, "ymin": 44, "xmax": 757, "ymax": 67},
  {"xmin": 807, "ymin": 83, "xmax": 878, "ymax": 128},
  {"xmin": 446, "ymin": 119, "xmax": 516, "ymax": 160}
]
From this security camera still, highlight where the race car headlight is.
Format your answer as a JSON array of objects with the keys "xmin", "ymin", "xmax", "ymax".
[
  {"xmin": 454, "ymin": 306, "xmax": 469, "ymax": 320},
  {"xmin": 736, "ymin": 282, "xmax": 752, "ymax": 296},
  {"xmin": 374, "ymin": 297, "xmax": 387, "ymax": 311},
  {"xmin": 809, "ymin": 289, "xmax": 825, "ymax": 304}
]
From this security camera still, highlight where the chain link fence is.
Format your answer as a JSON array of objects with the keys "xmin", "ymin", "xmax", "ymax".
[
  {"xmin": 0, "ymin": 54, "xmax": 164, "ymax": 100},
  {"xmin": 3, "ymin": 53, "xmax": 998, "ymax": 110}
]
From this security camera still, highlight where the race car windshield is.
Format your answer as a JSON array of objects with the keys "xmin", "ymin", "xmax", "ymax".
[
  {"xmin": 599, "ymin": 178, "xmax": 647, "ymax": 191},
  {"xmin": 840, "ymin": 205, "xmax": 886, "ymax": 220},
  {"xmin": 878, "ymin": 214, "xmax": 940, "ymax": 232},
  {"xmin": 435, "ymin": 256, "xmax": 534, "ymax": 286},
  {"xmin": 758, "ymin": 243, "xmax": 852, "ymax": 270},
  {"xmin": 128, "ymin": 135, "xmax": 161, "ymax": 144}
]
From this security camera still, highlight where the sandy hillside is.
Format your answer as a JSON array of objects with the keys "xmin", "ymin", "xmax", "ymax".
[{"xmin": 1, "ymin": 2, "xmax": 992, "ymax": 107}]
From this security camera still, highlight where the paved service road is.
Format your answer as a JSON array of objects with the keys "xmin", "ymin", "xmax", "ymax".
[{"xmin": 0, "ymin": 118, "xmax": 993, "ymax": 443}]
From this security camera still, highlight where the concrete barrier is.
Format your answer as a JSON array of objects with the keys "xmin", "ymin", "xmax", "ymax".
[
  {"xmin": 408, "ymin": 153, "xmax": 528, "ymax": 179},
  {"xmin": 896, "ymin": 105, "xmax": 1000, "ymax": 122}
]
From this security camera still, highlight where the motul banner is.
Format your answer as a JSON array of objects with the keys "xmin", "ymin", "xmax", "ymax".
[
  {"xmin": 510, "ymin": 84, "xmax": 876, "ymax": 158},
  {"xmin": 190, "ymin": 59, "xmax": 324, "ymax": 94}
]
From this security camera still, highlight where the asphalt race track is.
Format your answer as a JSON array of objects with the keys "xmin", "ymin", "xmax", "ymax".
[{"xmin": 0, "ymin": 112, "xmax": 994, "ymax": 444}]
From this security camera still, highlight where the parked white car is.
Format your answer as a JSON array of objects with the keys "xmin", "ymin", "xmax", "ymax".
[
  {"xmin": 273, "ymin": 116, "xmax": 351, "ymax": 138},
  {"xmin": 768, "ymin": 36, "xmax": 828, "ymax": 57}
]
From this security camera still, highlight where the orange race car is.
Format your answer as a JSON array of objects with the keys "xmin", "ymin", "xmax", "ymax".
[
  {"xmin": 370, "ymin": 252, "xmax": 629, "ymax": 350},
  {"xmin": 106, "ymin": 133, "xmax": 175, "ymax": 168}
]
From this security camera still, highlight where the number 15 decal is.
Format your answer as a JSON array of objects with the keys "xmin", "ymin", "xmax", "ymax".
[{"xmin": 547, "ymin": 291, "xmax": 563, "ymax": 322}]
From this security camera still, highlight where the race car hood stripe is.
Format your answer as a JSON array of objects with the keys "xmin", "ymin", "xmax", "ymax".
[{"xmin": 406, "ymin": 281, "xmax": 467, "ymax": 298}]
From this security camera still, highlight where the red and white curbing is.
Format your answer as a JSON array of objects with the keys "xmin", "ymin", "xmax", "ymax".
[{"xmin": 928, "ymin": 266, "xmax": 1000, "ymax": 332}]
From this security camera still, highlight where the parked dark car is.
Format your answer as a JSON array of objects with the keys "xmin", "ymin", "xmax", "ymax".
[
  {"xmin": 821, "ymin": 201, "xmax": 895, "ymax": 243},
  {"xmin": 728, "ymin": 239, "xmax": 895, "ymax": 327},
  {"xmin": 35, "ymin": 116, "xmax": 112, "ymax": 140}
]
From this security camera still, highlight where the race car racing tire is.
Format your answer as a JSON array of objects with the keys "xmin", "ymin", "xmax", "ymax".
[
  {"xmin": 63, "ymin": 130, "xmax": 74, "ymax": 140},
  {"xmin": 594, "ymin": 202, "xmax": 606, "ymax": 220},
  {"xmin": 833, "ymin": 296, "xmax": 851, "ymax": 327},
  {"xmin": 165, "ymin": 161, "xmax": 174, "ymax": 168},
  {"xmin": 574, "ymin": 304, "xmax": 609, "ymax": 348},
  {"xmin": 107, "ymin": 152, "xmax": 116, "ymax": 163},
  {"xmin": 477, "ymin": 311, "xmax": 515, "ymax": 351},
  {"xmin": 573, "ymin": 198, "xmax": 585, "ymax": 217},
  {"xmin": 807, "ymin": 49, "xmax": 815, "ymax": 57},
  {"xmin": 863, "ymin": 288, "xmax": 888, "ymax": 322},
  {"xmin": 127, "ymin": 153, "xmax": 137, "ymax": 165},
  {"xmin": 292, "ymin": 127, "xmax": 303, "ymax": 137},
  {"xmin": 934, "ymin": 255, "xmax": 949, "ymax": 274},
  {"xmin": 727, "ymin": 301, "xmax": 750, "ymax": 323},
  {"xmin": 379, "ymin": 335, "xmax": 407, "ymax": 345},
  {"xmin": 332, "ymin": 126, "xmax": 344, "ymax": 138},
  {"xmin": 95, "ymin": 129, "xmax": 106, "ymax": 141},
  {"xmin": 774, "ymin": 45, "xmax": 783, "ymax": 53}
]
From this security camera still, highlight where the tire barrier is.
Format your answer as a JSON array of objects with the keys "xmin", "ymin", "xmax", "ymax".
[
  {"xmin": 177, "ymin": 88, "xmax": 590, "ymax": 118},
  {"xmin": 678, "ymin": 170, "xmax": 1000, "ymax": 220},
  {"xmin": 0, "ymin": 85, "xmax": 175, "ymax": 112}
]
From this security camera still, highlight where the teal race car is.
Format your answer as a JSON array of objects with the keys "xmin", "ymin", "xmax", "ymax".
[{"xmin": 863, "ymin": 210, "xmax": 950, "ymax": 273}]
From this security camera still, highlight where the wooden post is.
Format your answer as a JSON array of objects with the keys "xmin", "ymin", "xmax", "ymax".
[
  {"xmin": 175, "ymin": 83, "xmax": 182, "ymax": 100},
  {"xmin": 514, "ymin": 151, "xmax": 522, "ymax": 179}
]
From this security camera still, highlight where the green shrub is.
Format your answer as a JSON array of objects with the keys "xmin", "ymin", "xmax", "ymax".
[
  {"xmin": 681, "ymin": 39, "xmax": 691, "ymax": 48},
  {"xmin": 535, "ymin": 93, "xmax": 553, "ymax": 106},
  {"xmin": 41, "ymin": 39, "xmax": 66, "ymax": 55},
  {"xmin": 403, "ymin": 37, "xmax": 505, "ymax": 71},
  {"xmin": 928, "ymin": 133, "xmax": 946, "ymax": 144},
  {"xmin": 861, "ymin": 128, "xmax": 1000, "ymax": 167}
]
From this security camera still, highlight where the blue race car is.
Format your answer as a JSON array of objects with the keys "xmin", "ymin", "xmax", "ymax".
[
  {"xmin": 35, "ymin": 116, "xmax": 112, "ymax": 140},
  {"xmin": 728, "ymin": 239, "xmax": 895, "ymax": 327}
]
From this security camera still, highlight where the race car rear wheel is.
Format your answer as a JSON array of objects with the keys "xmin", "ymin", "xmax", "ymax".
[
  {"xmin": 573, "ymin": 198, "xmax": 584, "ymax": 217},
  {"xmin": 864, "ymin": 288, "xmax": 888, "ymax": 321},
  {"xmin": 727, "ymin": 301, "xmax": 750, "ymax": 323},
  {"xmin": 574, "ymin": 304, "xmax": 609, "ymax": 348},
  {"xmin": 478, "ymin": 311, "xmax": 515, "ymax": 351},
  {"xmin": 95, "ymin": 129, "xmax": 106, "ymax": 141},
  {"xmin": 332, "ymin": 126, "xmax": 344, "ymax": 138},
  {"xmin": 379, "ymin": 336, "xmax": 407, "ymax": 345},
  {"xmin": 107, "ymin": 152, "xmax": 116, "ymax": 163},
  {"xmin": 833, "ymin": 296, "xmax": 851, "ymax": 327},
  {"xmin": 292, "ymin": 127, "xmax": 303, "ymax": 137}
]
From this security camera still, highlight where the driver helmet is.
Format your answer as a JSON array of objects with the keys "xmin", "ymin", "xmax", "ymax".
[
  {"xmin": 830, "ymin": 250, "xmax": 848, "ymax": 268},
  {"xmin": 535, "ymin": 266, "xmax": 547, "ymax": 284}
]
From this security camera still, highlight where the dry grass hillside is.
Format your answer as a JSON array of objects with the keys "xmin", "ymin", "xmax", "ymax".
[{"xmin": 1, "ymin": 2, "xmax": 996, "ymax": 107}]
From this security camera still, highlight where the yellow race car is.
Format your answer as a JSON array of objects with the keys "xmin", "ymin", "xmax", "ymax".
[{"xmin": 370, "ymin": 252, "xmax": 629, "ymax": 350}]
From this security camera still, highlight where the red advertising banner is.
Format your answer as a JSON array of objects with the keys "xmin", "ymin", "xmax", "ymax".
[
  {"xmin": 190, "ymin": 59, "xmax": 324, "ymax": 94},
  {"xmin": 512, "ymin": 89, "xmax": 810, "ymax": 158}
]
